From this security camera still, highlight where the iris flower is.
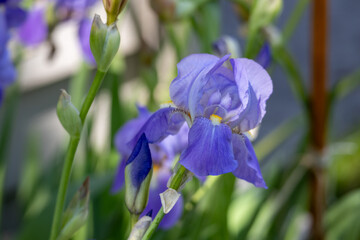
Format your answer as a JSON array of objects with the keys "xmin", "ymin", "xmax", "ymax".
[
  {"xmin": 112, "ymin": 106, "xmax": 188, "ymax": 228},
  {"xmin": 128, "ymin": 54, "xmax": 272, "ymax": 188}
]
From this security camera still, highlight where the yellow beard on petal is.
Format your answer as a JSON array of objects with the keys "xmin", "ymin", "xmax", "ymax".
[{"xmin": 210, "ymin": 114, "xmax": 222, "ymax": 125}]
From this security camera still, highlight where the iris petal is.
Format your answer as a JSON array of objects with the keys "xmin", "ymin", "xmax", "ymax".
[
  {"xmin": 127, "ymin": 107, "xmax": 185, "ymax": 149},
  {"xmin": 227, "ymin": 58, "xmax": 272, "ymax": 129},
  {"xmin": 170, "ymin": 54, "xmax": 230, "ymax": 119},
  {"xmin": 231, "ymin": 134, "xmax": 267, "ymax": 188},
  {"xmin": 179, "ymin": 117, "xmax": 237, "ymax": 176},
  {"xmin": 111, "ymin": 156, "xmax": 126, "ymax": 193}
]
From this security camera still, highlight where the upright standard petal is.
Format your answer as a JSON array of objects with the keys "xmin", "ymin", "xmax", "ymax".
[
  {"xmin": 256, "ymin": 43, "xmax": 271, "ymax": 69},
  {"xmin": 127, "ymin": 107, "xmax": 185, "ymax": 150},
  {"xmin": 231, "ymin": 134, "xmax": 267, "ymax": 188},
  {"xmin": 169, "ymin": 54, "xmax": 230, "ymax": 118},
  {"xmin": 179, "ymin": 117, "xmax": 237, "ymax": 176},
  {"xmin": 230, "ymin": 58, "xmax": 272, "ymax": 121},
  {"xmin": 141, "ymin": 169, "xmax": 183, "ymax": 229},
  {"xmin": 18, "ymin": 7, "xmax": 48, "ymax": 46}
]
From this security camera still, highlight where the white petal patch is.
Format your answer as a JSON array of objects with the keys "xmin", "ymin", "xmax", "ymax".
[{"xmin": 160, "ymin": 188, "xmax": 181, "ymax": 214}]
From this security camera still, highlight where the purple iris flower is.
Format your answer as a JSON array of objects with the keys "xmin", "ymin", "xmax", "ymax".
[
  {"xmin": 112, "ymin": 106, "xmax": 188, "ymax": 228},
  {"xmin": 17, "ymin": 7, "xmax": 48, "ymax": 46},
  {"xmin": 128, "ymin": 54, "xmax": 272, "ymax": 188},
  {"xmin": 256, "ymin": 43, "xmax": 272, "ymax": 69}
]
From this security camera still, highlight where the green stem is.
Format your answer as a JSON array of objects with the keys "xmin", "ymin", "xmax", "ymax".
[
  {"xmin": 0, "ymin": 84, "xmax": 19, "ymax": 228},
  {"xmin": 131, "ymin": 214, "xmax": 139, "ymax": 228},
  {"xmin": 142, "ymin": 166, "xmax": 188, "ymax": 240},
  {"xmin": 49, "ymin": 70, "xmax": 106, "ymax": 240}
]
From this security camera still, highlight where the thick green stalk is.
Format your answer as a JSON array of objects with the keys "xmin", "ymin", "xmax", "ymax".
[
  {"xmin": 142, "ymin": 166, "xmax": 188, "ymax": 240},
  {"xmin": 49, "ymin": 70, "xmax": 106, "ymax": 240}
]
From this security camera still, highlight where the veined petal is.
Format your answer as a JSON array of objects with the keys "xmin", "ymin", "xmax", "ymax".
[
  {"xmin": 169, "ymin": 54, "xmax": 230, "ymax": 119},
  {"xmin": 228, "ymin": 58, "xmax": 272, "ymax": 127},
  {"xmin": 127, "ymin": 107, "xmax": 185, "ymax": 149},
  {"xmin": 179, "ymin": 117, "xmax": 237, "ymax": 176},
  {"xmin": 231, "ymin": 134, "xmax": 267, "ymax": 188},
  {"xmin": 229, "ymin": 84, "xmax": 261, "ymax": 132}
]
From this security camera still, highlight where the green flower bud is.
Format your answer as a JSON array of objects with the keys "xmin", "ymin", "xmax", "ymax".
[
  {"xmin": 102, "ymin": 0, "xmax": 128, "ymax": 25},
  {"xmin": 125, "ymin": 134, "xmax": 153, "ymax": 215},
  {"xmin": 90, "ymin": 14, "xmax": 120, "ymax": 72},
  {"xmin": 57, "ymin": 90, "xmax": 82, "ymax": 138},
  {"xmin": 57, "ymin": 177, "xmax": 90, "ymax": 240},
  {"xmin": 249, "ymin": 0, "xmax": 283, "ymax": 31}
]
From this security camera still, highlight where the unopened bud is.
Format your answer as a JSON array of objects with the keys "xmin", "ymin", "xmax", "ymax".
[
  {"xmin": 57, "ymin": 90, "xmax": 82, "ymax": 137},
  {"xmin": 102, "ymin": 0, "xmax": 128, "ymax": 25},
  {"xmin": 250, "ymin": 0, "xmax": 283, "ymax": 31},
  {"xmin": 212, "ymin": 36, "xmax": 241, "ymax": 58},
  {"xmin": 125, "ymin": 134, "xmax": 153, "ymax": 215},
  {"xmin": 127, "ymin": 213, "xmax": 152, "ymax": 240},
  {"xmin": 90, "ymin": 14, "xmax": 120, "ymax": 72},
  {"xmin": 150, "ymin": 0, "xmax": 201, "ymax": 22},
  {"xmin": 57, "ymin": 177, "xmax": 90, "ymax": 240}
]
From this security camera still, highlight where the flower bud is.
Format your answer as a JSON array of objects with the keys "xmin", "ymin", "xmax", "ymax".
[
  {"xmin": 90, "ymin": 14, "xmax": 120, "ymax": 72},
  {"xmin": 127, "ymin": 211, "xmax": 152, "ymax": 240},
  {"xmin": 57, "ymin": 89, "xmax": 82, "ymax": 138},
  {"xmin": 102, "ymin": 0, "xmax": 128, "ymax": 25},
  {"xmin": 212, "ymin": 36, "xmax": 241, "ymax": 58},
  {"xmin": 125, "ymin": 134, "xmax": 153, "ymax": 215},
  {"xmin": 57, "ymin": 177, "xmax": 90, "ymax": 240},
  {"xmin": 249, "ymin": 0, "xmax": 283, "ymax": 31}
]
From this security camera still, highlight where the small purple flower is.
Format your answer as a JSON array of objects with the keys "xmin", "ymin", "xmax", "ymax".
[
  {"xmin": 113, "ymin": 106, "xmax": 187, "ymax": 228},
  {"xmin": 128, "ymin": 54, "xmax": 272, "ymax": 188},
  {"xmin": 17, "ymin": 7, "xmax": 48, "ymax": 46}
]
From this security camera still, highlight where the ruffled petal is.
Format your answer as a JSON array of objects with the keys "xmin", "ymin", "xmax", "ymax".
[
  {"xmin": 18, "ymin": 7, "xmax": 47, "ymax": 46},
  {"xmin": 231, "ymin": 134, "xmax": 267, "ymax": 188},
  {"xmin": 141, "ymin": 169, "xmax": 183, "ymax": 229},
  {"xmin": 127, "ymin": 107, "xmax": 185, "ymax": 150},
  {"xmin": 179, "ymin": 117, "xmax": 237, "ymax": 176},
  {"xmin": 228, "ymin": 58, "xmax": 272, "ymax": 129},
  {"xmin": 170, "ymin": 54, "xmax": 230, "ymax": 118}
]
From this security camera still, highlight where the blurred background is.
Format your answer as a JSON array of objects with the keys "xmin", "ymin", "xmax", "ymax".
[{"xmin": 1, "ymin": 0, "xmax": 360, "ymax": 239}]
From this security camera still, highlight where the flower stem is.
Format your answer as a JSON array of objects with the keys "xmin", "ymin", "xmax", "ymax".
[
  {"xmin": 142, "ymin": 165, "xmax": 188, "ymax": 240},
  {"xmin": 49, "ymin": 70, "xmax": 106, "ymax": 240}
]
